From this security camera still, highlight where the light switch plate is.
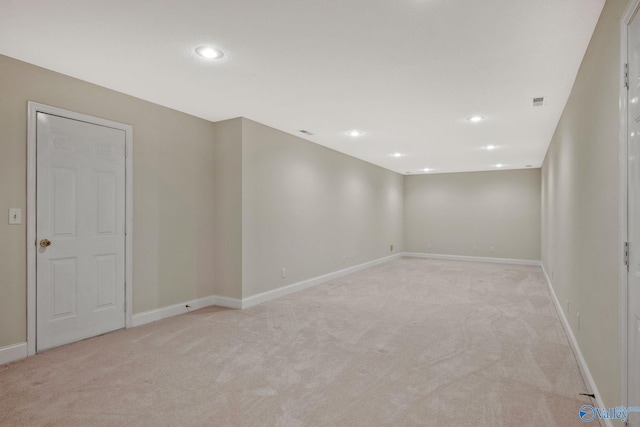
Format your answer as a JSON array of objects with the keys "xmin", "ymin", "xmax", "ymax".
[{"xmin": 9, "ymin": 208, "xmax": 22, "ymax": 225}]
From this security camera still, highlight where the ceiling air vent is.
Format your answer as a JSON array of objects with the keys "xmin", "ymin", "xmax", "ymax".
[
  {"xmin": 299, "ymin": 129, "xmax": 314, "ymax": 135},
  {"xmin": 533, "ymin": 97, "xmax": 544, "ymax": 107}
]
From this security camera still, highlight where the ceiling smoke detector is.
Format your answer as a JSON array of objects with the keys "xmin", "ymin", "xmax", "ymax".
[{"xmin": 533, "ymin": 97, "xmax": 544, "ymax": 107}]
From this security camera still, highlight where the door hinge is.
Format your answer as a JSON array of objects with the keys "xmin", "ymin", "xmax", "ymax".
[
  {"xmin": 624, "ymin": 241, "xmax": 630, "ymax": 270},
  {"xmin": 625, "ymin": 63, "xmax": 630, "ymax": 90}
]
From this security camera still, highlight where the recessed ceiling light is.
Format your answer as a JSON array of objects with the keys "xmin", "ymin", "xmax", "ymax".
[
  {"xmin": 423, "ymin": 168, "xmax": 432, "ymax": 172},
  {"xmin": 467, "ymin": 115, "xmax": 485, "ymax": 123},
  {"xmin": 195, "ymin": 46, "xmax": 224, "ymax": 59},
  {"xmin": 347, "ymin": 130, "xmax": 363, "ymax": 137},
  {"xmin": 495, "ymin": 163, "xmax": 504, "ymax": 168},
  {"xmin": 485, "ymin": 145, "xmax": 497, "ymax": 150},
  {"xmin": 391, "ymin": 152, "xmax": 404, "ymax": 158}
]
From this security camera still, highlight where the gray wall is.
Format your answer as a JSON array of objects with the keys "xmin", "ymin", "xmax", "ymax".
[
  {"xmin": 0, "ymin": 54, "xmax": 218, "ymax": 347},
  {"xmin": 212, "ymin": 118, "xmax": 243, "ymax": 300},
  {"xmin": 541, "ymin": 0, "xmax": 626, "ymax": 408},
  {"xmin": 241, "ymin": 118, "xmax": 404, "ymax": 298},
  {"xmin": 404, "ymin": 169, "xmax": 541, "ymax": 260}
]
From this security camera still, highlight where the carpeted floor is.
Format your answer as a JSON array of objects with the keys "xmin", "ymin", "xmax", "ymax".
[{"xmin": 0, "ymin": 258, "xmax": 595, "ymax": 426}]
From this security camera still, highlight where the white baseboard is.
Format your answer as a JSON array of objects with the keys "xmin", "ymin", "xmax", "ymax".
[
  {"xmin": 132, "ymin": 252, "xmax": 536, "ymax": 321},
  {"xmin": 132, "ymin": 254, "xmax": 402, "ymax": 323},
  {"xmin": 241, "ymin": 253, "xmax": 403, "ymax": 309},
  {"xmin": 403, "ymin": 252, "xmax": 541, "ymax": 266},
  {"xmin": 132, "ymin": 295, "xmax": 221, "ymax": 327},
  {"xmin": 212, "ymin": 295, "xmax": 242, "ymax": 310},
  {"xmin": 0, "ymin": 342, "xmax": 28, "ymax": 365},
  {"xmin": 541, "ymin": 265, "xmax": 612, "ymax": 427},
  {"xmin": 133, "ymin": 254, "xmax": 401, "ymax": 324}
]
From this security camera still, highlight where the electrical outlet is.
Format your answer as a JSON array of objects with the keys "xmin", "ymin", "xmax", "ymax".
[
  {"xmin": 390, "ymin": 244, "xmax": 394, "ymax": 252},
  {"xmin": 473, "ymin": 245, "xmax": 478, "ymax": 252},
  {"xmin": 427, "ymin": 243, "xmax": 432, "ymax": 250},
  {"xmin": 489, "ymin": 246, "xmax": 495, "ymax": 253},
  {"xmin": 281, "ymin": 268, "xmax": 287, "ymax": 278}
]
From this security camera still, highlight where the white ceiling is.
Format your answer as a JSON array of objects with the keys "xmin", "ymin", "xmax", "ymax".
[{"xmin": 0, "ymin": 0, "xmax": 605, "ymax": 175}]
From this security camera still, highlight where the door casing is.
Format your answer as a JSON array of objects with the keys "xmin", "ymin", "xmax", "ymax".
[{"xmin": 26, "ymin": 102, "xmax": 133, "ymax": 355}]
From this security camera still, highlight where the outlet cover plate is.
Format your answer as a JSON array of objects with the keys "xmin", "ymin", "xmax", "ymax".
[{"xmin": 9, "ymin": 208, "xmax": 21, "ymax": 225}]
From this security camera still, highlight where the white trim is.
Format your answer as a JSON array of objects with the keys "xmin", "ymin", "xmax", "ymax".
[
  {"xmin": 212, "ymin": 295, "xmax": 243, "ymax": 310},
  {"xmin": 125, "ymin": 118, "xmax": 134, "ymax": 329},
  {"xmin": 620, "ymin": 0, "xmax": 640, "ymax": 410},
  {"xmin": 623, "ymin": 0, "xmax": 640, "ymax": 28},
  {"xmin": 402, "ymin": 252, "xmax": 541, "ymax": 266},
  {"xmin": 0, "ymin": 342, "xmax": 28, "ymax": 366},
  {"xmin": 26, "ymin": 104, "xmax": 36, "ymax": 356},
  {"xmin": 619, "ymin": 20, "xmax": 629, "ymax": 414},
  {"xmin": 241, "ymin": 253, "xmax": 403, "ymax": 309},
  {"xmin": 132, "ymin": 295, "xmax": 222, "ymax": 327},
  {"xmin": 132, "ymin": 295, "xmax": 242, "ymax": 326},
  {"xmin": 26, "ymin": 102, "xmax": 133, "ymax": 355},
  {"xmin": 134, "ymin": 254, "xmax": 402, "ymax": 323},
  {"xmin": 541, "ymin": 265, "xmax": 612, "ymax": 427}
]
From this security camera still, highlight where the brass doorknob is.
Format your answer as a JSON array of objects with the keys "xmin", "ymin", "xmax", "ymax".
[{"xmin": 40, "ymin": 239, "xmax": 52, "ymax": 248}]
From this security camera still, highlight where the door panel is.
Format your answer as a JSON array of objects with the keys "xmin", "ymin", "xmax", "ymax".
[
  {"xmin": 37, "ymin": 112, "xmax": 126, "ymax": 351},
  {"xmin": 51, "ymin": 258, "xmax": 77, "ymax": 318},
  {"xmin": 96, "ymin": 172, "xmax": 117, "ymax": 234},
  {"xmin": 96, "ymin": 254, "xmax": 117, "ymax": 308},
  {"xmin": 52, "ymin": 167, "xmax": 77, "ymax": 236}
]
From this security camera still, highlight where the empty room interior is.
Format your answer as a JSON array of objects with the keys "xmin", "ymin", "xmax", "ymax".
[{"xmin": 1, "ymin": 0, "xmax": 638, "ymax": 426}]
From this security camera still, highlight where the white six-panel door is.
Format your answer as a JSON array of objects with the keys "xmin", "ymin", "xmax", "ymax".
[{"xmin": 36, "ymin": 112, "xmax": 126, "ymax": 351}]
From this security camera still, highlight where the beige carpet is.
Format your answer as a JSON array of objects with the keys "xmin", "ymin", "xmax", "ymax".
[{"xmin": 1, "ymin": 258, "xmax": 594, "ymax": 426}]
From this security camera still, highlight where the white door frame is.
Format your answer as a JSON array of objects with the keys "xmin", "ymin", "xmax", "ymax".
[
  {"xmin": 26, "ymin": 102, "xmax": 133, "ymax": 356},
  {"xmin": 620, "ymin": 0, "xmax": 640, "ymax": 410}
]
